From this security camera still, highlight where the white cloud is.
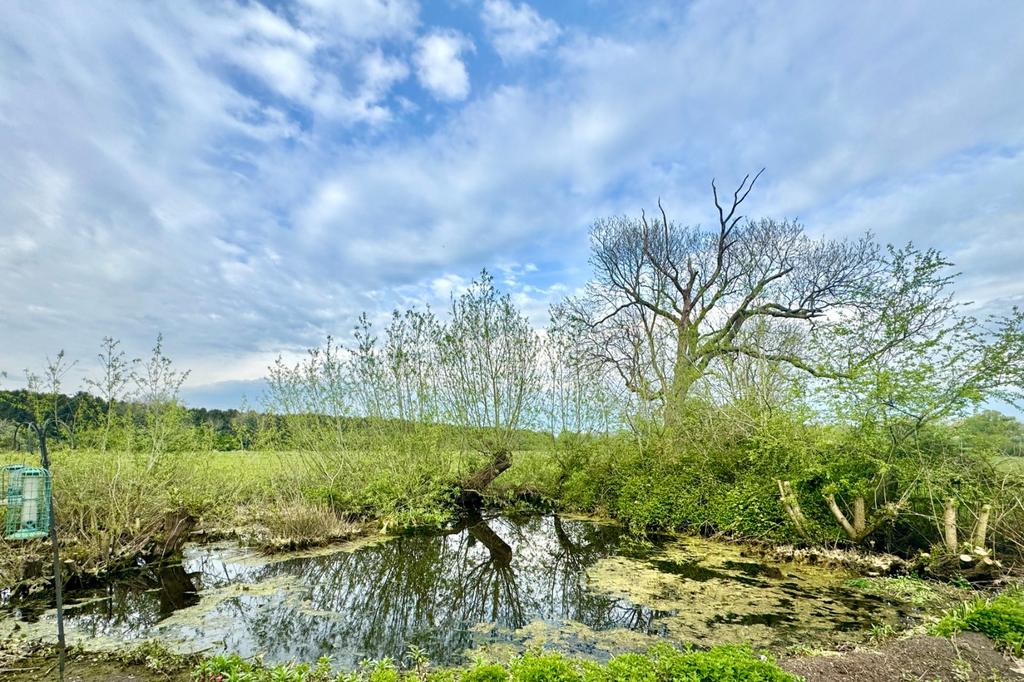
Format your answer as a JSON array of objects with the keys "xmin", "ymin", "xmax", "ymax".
[
  {"xmin": 481, "ymin": 0, "xmax": 560, "ymax": 61},
  {"xmin": 429, "ymin": 273, "xmax": 470, "ymax": 300},
  {"xmin": 413, "ymin": 30, "xmax": 474, "ymax": 101},
  {"xmin": 194, "ymin": 1, "xmax": 410, "ymax": 125},
  {"xmin": 2, "ymin": 0, "xmax": 1023, "ymax": 404},
  {"xmin": 361, "ymin": 49, "xmax": 409, "ymax": 92},
  {"xmin": 296, "ymin": 0, "xmax": 419, "ymax": 42}
]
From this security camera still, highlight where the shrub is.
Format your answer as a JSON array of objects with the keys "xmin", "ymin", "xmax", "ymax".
[
  {"xmin": 647, "ymin": 644, "xmax": 796, "ymax": 682},
  {"xmin": 460, "ymin": 663, "xmax": 509, "ymax": 682},
  {"xmin": 189, "ymin": 646, "xmax": 796, "ymax": 682},
  {"xmin": 597, "ymin": 652, "xmax": 656, "ymax": 682},
  {"xmin": 509, "ymin": 652, "xmax": 582, "ymax": 682},
  {"xmin": 930, "ymin": 588, "xmax": 1024, "ymax": 655}
]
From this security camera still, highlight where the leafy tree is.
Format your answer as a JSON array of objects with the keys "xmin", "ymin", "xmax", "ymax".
[
  {"xmin": 84, "ymin": 336, "xmax": 137, "ymax": 451},
  {"xmin": 959, "ymin": 410, "xmax": 1024, "ymax": 458},
  {"xmin": 349, "ymin": 308, "xmax": 441, "ymax": 431},
  {"xmin": 806, "ymin": 297, "xmax": 1024, "ymax": 544},
  {"xmin": 133, "ymin": 334, "xmax": 191, "ymax": 463},
  {"xmin": 435, "ymin": 271, "xmax": 541, "ymax": 498},
  {"xmin": 542, "ymin": 309, "xmax": 619, "ymax": 485},
  {"xmin": 564, "ymin": 172, "xmax": 951, "ymax": 438},
  {"xmin": 265, "ymin": 336, "xmax": 354, "ymax": 488}
]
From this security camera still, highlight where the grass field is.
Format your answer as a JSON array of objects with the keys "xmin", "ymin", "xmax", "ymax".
[{"xmin": 994, "ymin": 455, "xmax": 1024, "ymax": 475}]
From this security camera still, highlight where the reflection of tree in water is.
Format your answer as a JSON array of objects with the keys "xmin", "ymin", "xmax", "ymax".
[
  {"xmin": 200, "ymin": 515, "xmax": 662, "ymax": 666},
  {"xmin": 44, "ymin": 564, "xmax": 199, "ymax": 638}
]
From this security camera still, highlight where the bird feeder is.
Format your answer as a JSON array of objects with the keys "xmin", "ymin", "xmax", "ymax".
[{"xmin": 3, "ymin": 463, "xmax": 51, "ymax": 540}]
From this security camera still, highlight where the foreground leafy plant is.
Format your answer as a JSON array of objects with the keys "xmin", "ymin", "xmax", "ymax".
[
  {"xmin": 930, "ymin": 588, "xmax": 1024, "ymax": 655},
  {"xmin": 191, "ymin": 645, "xmax": 797, "ymax": 682}
]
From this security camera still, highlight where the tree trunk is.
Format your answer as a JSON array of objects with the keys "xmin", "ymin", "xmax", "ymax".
[
  {"xmin": 464, "ymin": 449, "xmax": 512, "ymax": 491},
  {"xmin": 158, "ymin": 510, "xmax": 196, "ymax": 557},
  {"xmin": 972, "ymin": 504, "xmax": 991, "ymax": 550},
  {"xmin": 825, "ymin": 493, "xmax": 859, "ymax": 541},
  {"xmin": 664, "ymin": 357, "xmax": 699, "ymax": 437},
  {"xmin": 458, "ymin": 449, "xmax": 512, "ymax": 508},
  {"xmin": 943, "ymin": 498, "xmax": 958, "ymax": 552},
  {"xmin": 852, "ymin": 497, "xmax": 866, "ymax": 536},
  {"xmin": 777, "ymin": 480, "xmax": 808, "ymax": 538}
]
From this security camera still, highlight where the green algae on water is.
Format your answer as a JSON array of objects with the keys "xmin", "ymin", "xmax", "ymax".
[{"xmin": 587, "ymin": 537, "xmax": 915, "ymax": 650}]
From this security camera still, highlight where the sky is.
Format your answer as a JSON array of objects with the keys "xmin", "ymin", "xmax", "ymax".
[{"xmin": 1, "ymin": 0, "xmax": 1023, "ymax": 409}]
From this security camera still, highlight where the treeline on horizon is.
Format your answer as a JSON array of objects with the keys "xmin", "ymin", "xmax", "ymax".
[
  {"xmin": 2, "ymin": 387, "xmax": 1023, "ymax": 458},
  {"xmin": 0, "ymin": 387, "xmax": 561, "ymax": 454}
]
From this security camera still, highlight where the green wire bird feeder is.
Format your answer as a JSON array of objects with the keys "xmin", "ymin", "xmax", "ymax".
[{"xmin": 3, "ymin": 463, "xmax": 52, "ymax": 540}]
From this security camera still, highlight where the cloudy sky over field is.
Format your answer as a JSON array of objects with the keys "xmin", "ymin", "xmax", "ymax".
[{"xmin": 2, "ymin": 1, "xmax": 1023, "ymax": 407}]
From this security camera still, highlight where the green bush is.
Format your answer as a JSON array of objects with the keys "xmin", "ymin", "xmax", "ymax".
[
  {"xmin": 190, "ymin": 645, "xmax": 796, "ymax": 682},
  {"xmin": 647, "ymin": 644, "xmax": 795, "ymax": 682},
  {"xmin": 509, "ymin": 652, "xmax": 582, "ymax": 682},
  {"xmin": 930, "ymin": 589, "xmax": 1024, "ymax": 655},
  {"xmin": 596, "ymin": 652, "xmax": 656, "ymax": 682},
  {"xmin": 461, "ymin": 663, "xmax": 510, "ymax": 682},
  {"xmin": 614, "ymin": 463, "xmax": 712, "ymax": 533},
  {"xmin": 706, "ymin": 477, "xmax": 791, "ymax": 541}
]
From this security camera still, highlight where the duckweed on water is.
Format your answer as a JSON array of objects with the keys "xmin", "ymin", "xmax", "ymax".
[
  {"xmin": 586, "ymin": 538, "xmax": 912, "ymax": 650},
  {"xmin": 469, "ymin": 619, "xmax": 662, "ymax": 663}
]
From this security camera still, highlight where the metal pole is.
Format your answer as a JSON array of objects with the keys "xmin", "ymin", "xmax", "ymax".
[{"xmin": 35, "ymin": 421, "xmax": 65, "ymax": 682}]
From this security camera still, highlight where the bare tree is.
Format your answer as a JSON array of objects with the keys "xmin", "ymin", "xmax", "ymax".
[{"xmin": 565, "ymin": 171, "xmax": 944, "ymax": 435}]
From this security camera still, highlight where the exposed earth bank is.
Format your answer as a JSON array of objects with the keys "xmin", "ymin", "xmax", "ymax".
[{"xmin": 780, "ymin": 633, "xmax": 1023, "ymax": 681}]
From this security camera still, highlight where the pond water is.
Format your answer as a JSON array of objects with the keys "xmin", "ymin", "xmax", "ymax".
[{"xmin": 2, "ymin": 514, "xmax": 915, "ymax": 667}]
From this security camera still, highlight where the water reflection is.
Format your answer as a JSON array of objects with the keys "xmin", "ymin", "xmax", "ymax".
[
  {"xmin": 4, "ymin": 514, "xmax": 913, "ymax": 666},
  {"xmin": 14, "ymin": 563, "xmax": 200, "ymax": 638},
  {"xmin": 180, "ymin": 515, "xmax": 664, "ymax": 665}
]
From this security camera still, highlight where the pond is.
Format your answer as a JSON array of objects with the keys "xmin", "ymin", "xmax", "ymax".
[{"xmin": 2, "ymin": 514, "xmax": 916, "ymax": 667}]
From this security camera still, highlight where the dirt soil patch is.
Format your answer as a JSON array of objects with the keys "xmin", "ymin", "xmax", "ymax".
[
  {"xmin": 781, "ymin": 633, "xmax": 1023, "ymax": 681},
  {"xmin": 0, "ymin": 655, "xmax": 188, "ymax": 681}
]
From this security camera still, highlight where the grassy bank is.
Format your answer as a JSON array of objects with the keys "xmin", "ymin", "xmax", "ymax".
[
  {"xmin": 4, "ymin": 435, "xmax": 1024, "ymax": 592},
  {"xmin": 0, "ymin": 448, "xmax": 363, "ymax": 588}
]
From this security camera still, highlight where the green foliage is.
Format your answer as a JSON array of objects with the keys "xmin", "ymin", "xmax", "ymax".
[
  {"xmin": 592, "ymin": 652, "xmax": 655, "ymax": 682},
  {"xmin": 958, "ymin": 410, "xmax": 1024, "ymax": 458},
  {"xmin": 845, "ymin": 576, "xmax": 949, "ymax": 607},
  {"xmin": 460, "ymin": 663, "xmax": 509, "ymax": 682},
  {"xmin": 614, "ymin": 461, "xmax": 711, "ymax": 534},
  {"xmin": 930, "ymin": 588, "xmax": 1024, "ymax": 655},
  {"xmin": 192, "ymin": 653, "xmax": 335, "ymax": 682},
  {"xmin": 509, "ymin": 652, "xmax": 582, "ymax": 682},
  {"xmin": 189, "ymin": 646, "xmax": 795, "ymax": 682},
  {"xmin": 644, "ymin": 644, "xmax": 795, "ymax": 681}
]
